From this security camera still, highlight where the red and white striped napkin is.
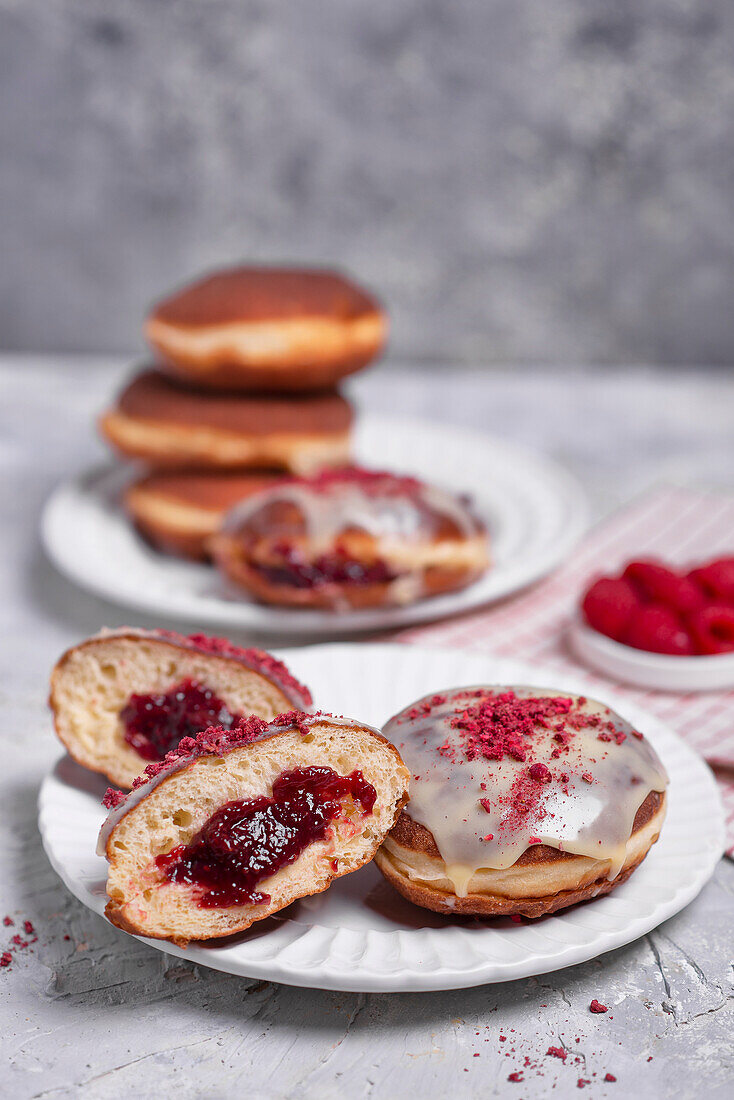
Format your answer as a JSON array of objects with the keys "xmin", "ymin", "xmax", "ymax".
[{"xmin": 395, "ymin": 485, "xmax": 734, "ymax": 856}]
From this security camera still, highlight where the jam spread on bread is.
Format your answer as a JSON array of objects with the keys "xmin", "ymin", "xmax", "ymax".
[
  {"xmin": 155, "ymin": 766, "xmax": 376, "ymax": 907},
  {"xmin": 120, "ymin": 680, "xmax": 241, "ymax": 761}
]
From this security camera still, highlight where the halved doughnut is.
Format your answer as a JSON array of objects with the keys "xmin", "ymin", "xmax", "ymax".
[
  {"xmin": 211, "ymin": 466, "xmax": 490, "ymax": 610},
  {"xmin": 49, "ymin": 628, "xmax": 312, "ymax": 789},
  {"xmin": 145, "ymin": 266, "xmax": 386, "ymax": 392},
  {"xmin": 375, "ymin": 686, "xmax": 669, "ymax": 918},
  {"xmin": 99, "ymin": 714, "xmax": 410, "ymax": 944}
]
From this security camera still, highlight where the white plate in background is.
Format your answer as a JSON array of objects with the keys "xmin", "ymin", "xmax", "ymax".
[
  {"xmin": 38, "ymin": 644, "xmax": 723, "ymax": 993},
  {"xmin": 41, "ymin": 414, "xmax": 586, "ymax": 636}
]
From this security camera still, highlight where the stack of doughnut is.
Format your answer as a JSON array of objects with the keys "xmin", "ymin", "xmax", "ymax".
[{"xmin": 99, "ymin": 266, "xmax": 387, "ymax": 561}]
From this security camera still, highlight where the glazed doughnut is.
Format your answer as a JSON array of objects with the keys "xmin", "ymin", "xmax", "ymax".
[
  {"xmin": 145, "ymin": 266, "xmax": 386, "ymax": 392},
  {"xmin": 99, "ymin": 369, "xmax": 353, "ymax": 474},
  {"xmin": 49, "ymin": 628, "xmax": 312, "ymax": 789},
  {"xmin": 211, "ymin": 466, "xmax": 490, "ymax": 610},
  {"xmin": 98, "ymin": 712, "xmax": 410, "ymax": 944},
  {"xmin": 124, "ymin": 470, "xmax": 285, "ymax": 560},
  {"xmin": 375, "ymin": 686, "xmax": 668, "ymax": 918}
]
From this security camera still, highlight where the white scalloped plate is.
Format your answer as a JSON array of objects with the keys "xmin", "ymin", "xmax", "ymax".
[
  {"xmin": 38, "ymin": 644, "xmax": 724, "ymax": 992},
  {"xmin": 40, "ymin": 414, "xmax": 587, "ymax": 636}
]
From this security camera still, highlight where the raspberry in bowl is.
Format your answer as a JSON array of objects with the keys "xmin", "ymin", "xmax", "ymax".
[{"xmin": 570, "ymin": 557, "xmax": 734, "ymax": 691}]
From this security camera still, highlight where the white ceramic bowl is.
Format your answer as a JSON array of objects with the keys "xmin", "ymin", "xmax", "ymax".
[{"xmin": 569, "ymin": 618, "xmax": 734, "ymax": 692}]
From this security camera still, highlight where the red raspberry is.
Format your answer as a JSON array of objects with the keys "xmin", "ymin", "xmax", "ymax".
[
  {"xmin": 687, "ymin": 605, "xmax": 734, "ymax": 655},
  {"xmin": 689, "ymin": 558, "xmax": 734, "ymax": 605},
  {"xmin": 624, "ymin": 604, "xmax": 695, "ymax": 655},
  {"xmin": 581, "ymin": 577, "xmax": 639, "ymax": 641},
  {"xmin": 622, "ymin": 559, "xmax": 704, "ymax": 614}
]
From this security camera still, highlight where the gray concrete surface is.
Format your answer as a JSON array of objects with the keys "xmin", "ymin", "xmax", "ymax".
[
  {"xmin": 2, "ymin": 356, "xmax": 733, "ymax": 1098},
  {"xmin": 3, "ymin": 1, "xmax": 734, "ymax": 364}
]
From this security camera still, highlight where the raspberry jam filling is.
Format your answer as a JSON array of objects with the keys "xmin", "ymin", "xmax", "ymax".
[
  {"xmin": 120, "ymin": 680, "xmax": 241, "ymax": 761},
  {"xmin": 255, "ymin": 547, "xmax": 396, "ymax": 589},
  {"xmin": 155, "ymin": 766, "xmax": 377, "ymax": 908}
]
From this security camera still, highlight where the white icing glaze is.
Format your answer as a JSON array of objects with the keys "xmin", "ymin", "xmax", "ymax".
[
  {"xmin": 96, "ymin": 713, "xmax": 381, "ymax": 858},
  {"xmin": 222, "ymin": 475, "xmax": 482, "ymax": 550},
  {"xmin": 383, "ymin": 686, "xmax": 668, "ymax": 895}
]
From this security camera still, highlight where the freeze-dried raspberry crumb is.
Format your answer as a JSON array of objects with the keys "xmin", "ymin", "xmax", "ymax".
[
  {"xmin": 102, "ymin": 788, "xmax": 126, "ymax": 810},
  {"xmin": 605, "ymin": 1074, "xmax": 617, "ymax": 1082},
  {"xmin": 2, "ymin": 916, "xmax": 13, "ymax": 927},
  {"xmin": 589, "ymin": 999, "xmax": 608, "ymax": 1013},
  {"xmin": 0, "ymin": 952, "xmax": 11, "ymax": 968},
  {"xmin": 508, "ymin": 1071, "xmax": 524, "ymax": 1082},
  {"xmin": 22, "ymin": 921, "xmax": 34, "ymax": 936},
  {"xmin": 529, "ymin": 762, "xmax": 551, "ymax": 782},
  {"xmin": 447, "ymin": 690, "xmax": 575, "ymax": 764},
  {"xmin": 577, "ymin": 1080, "xmax": 590, "ymax": 1090},
  {"xmin": 546, "ymin": 1046, "xmax": 567, "ymax": 1061},
  {"xmin": 154, "ymin": 630, "xmax": 312, "ymax": 707}
]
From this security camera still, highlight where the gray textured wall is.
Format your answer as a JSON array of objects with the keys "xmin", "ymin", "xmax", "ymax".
[{"xmin": 3, "ymin": 0, "xmax": 734, "ymax": 364}]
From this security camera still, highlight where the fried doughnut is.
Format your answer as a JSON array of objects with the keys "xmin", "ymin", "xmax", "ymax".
[
  {"xmin": 375, "ymin": 686, "xmax": 668, "ymax": 918},
  {"xmin": 99, "ymin": 369, "xmax": 354, "ymax": 473},
  {"xmin": 145, "ymin": 266, "xmax": 386, "ymax": 391},
  {"xmin": 211, "ymin": 466, "xmax": 490, "ymax": 610},
  {"xmin": 98, "ymin": 712, "xmax": 410, "ymax": 944},
  {"xmin": 124, "ymin": 470, "xmax": 285, "ymax": 560},
  {"xmin": 49, "ymin": 628, "xmax": 312, "ymax": 789}
]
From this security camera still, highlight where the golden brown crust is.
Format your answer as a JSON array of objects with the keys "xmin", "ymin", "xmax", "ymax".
[
  {"xmin": 145, "ymin": 267, "xmax": 386, "ymax": 392},
  {"xmin": 103, "ymin": 720, "xmax": 410, "ymax": 944},
  {"xmin": 373, "ymin": 847, "xmax": 651, "ymax": 919},
  {"xmin": 99, "ymin": 373, "xmax": 354, "ymax": 472},
  {"xmin": 124, "ymin": 471, "xmax": 285, "ymax": 561},
  {"xmin": 375, "ymin": 791, "xmax": 666, "ymax": 918},
  {"xmin": 150, "ymin": 268, "xmax": 382, "ymax": 326},
  {"xmin": 114, "ymin": 371, "xmax": 354, "ymax": 434}
]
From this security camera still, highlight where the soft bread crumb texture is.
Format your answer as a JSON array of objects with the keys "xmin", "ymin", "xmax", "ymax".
[
  {"xmin": 50, "ymin": 636, "xmax": 304, "ymax": 788},
  {"xmin": 104, "ymin": 721, "xmax": 410, "ymax": 943}
]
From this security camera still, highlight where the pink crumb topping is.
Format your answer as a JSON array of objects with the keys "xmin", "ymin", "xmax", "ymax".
[
  {"xmin": 102, "ymin": 711, "xmax": 323, "ymax": 810},
  {"xmin": 152, "ymin": 629, "xmax": 312, "ymax": 707}
]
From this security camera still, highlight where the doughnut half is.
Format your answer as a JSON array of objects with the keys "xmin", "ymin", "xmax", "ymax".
[
  {"xmin": 145, "ymin": 266, "xmax": 386, "ymax": 392},
  {"xmin": 99, "ymin": 714, "xmax": 410, "ymax": 944},
  {"xmin": 49, "ymin": 628, "xmax": 312, "ymax": 789},
  {"xmin": 99, "ymin": 370, "xmax": 353, "ymax": 474}
]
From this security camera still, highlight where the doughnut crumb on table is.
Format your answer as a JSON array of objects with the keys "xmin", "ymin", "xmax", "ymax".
[
  {"xmin": 124, "ymin": 470, "xmax": 287, "ymax": 561},
  {"xmin": 144, "ymin": 266, "xmax": 387, "ymax": 392},
  {"xmin": 375, "ymin": 685, "xmax": 668, "ymax": 918},
  {"xmin": 99, "ymin": 369, "xmax": 354, "ymax": 474},
  {"xmin": 49, "ymin": 628, "xmax": 312, "ymax": 789},
  {"xmin": 211, "ymin": 465, "xmax": 490, "ymax": 610},
  {"xmin": 98, "ymin": 712, "xmax": 410, "ymax": 945}
]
